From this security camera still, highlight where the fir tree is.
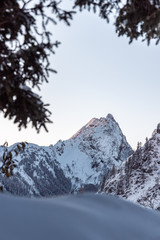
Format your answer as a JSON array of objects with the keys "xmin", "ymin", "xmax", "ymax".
[{"xmin": 1, "ymin": 0, "xmax": 160, "ymax": 131}]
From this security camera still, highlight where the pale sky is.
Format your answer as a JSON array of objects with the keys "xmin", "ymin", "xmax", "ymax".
[{"xmin": 0, "ymin": 4, "xmax": 160, "ymax": 149}]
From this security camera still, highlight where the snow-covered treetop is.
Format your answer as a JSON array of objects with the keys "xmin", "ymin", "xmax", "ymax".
[{"xmin": 157, "ymin": 123, "xmax": 160, "ymax": 134}]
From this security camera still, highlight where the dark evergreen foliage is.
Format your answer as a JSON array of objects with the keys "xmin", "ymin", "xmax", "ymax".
[
  {"xmin": 74, "ymin": 0, "xmax": 160, "ymax": 44},
  {"xmin": 0, "ymin": 0, "xmax": 75, "ymax": 132},
  {"xmin": 1, "ymin": 0, "xmax": 160, "ymax": 131}
]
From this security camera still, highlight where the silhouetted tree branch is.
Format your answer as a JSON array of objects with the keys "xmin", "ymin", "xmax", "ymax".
[
  {"xmin": 0, "ymin": 0, "xmax": 75, "ymax": 132},
  {"xmin": 1, "ymin": 0, "xmax": 160, "ymax": 132}
]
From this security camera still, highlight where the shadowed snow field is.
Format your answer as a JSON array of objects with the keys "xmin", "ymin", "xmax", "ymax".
[{"xmin": 0, "ymin": 193, "xmax": 160, "ymax": 240}]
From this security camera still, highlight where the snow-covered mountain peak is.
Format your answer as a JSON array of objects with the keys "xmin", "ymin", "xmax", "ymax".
[
  {"xmin": 52, "ymin": 114, "xmax": 133, "ymax": 191},
  {"xmin": 70, "ymin": 114, "xmax": 122, "ymax": 141}
]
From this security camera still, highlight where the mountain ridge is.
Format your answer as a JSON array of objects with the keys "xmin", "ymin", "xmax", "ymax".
[
  {"xmin": 0, "ymin": 114, "xmax": 133, "ymax": 196},
  {"xmin": 101, "ymin": 123, "xmax": 160, "ymax": 210}
]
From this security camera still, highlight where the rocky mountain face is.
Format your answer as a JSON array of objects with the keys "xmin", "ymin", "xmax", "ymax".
[
  {"xmin": 0, "ymin": 114, "xmax": 133, "ymax": 197},
  {"xmin": 51, "ymin": 114, "xmax": 133, "ymax": 191},
  {"xmin": 101, "ymin": 124, "xmax": 160, "ymax": 210}
]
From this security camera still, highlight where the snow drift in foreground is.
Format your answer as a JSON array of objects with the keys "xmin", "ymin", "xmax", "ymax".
[{"xmin": 0, "ymin": 194, "xmax": 160, "ymax": 240}]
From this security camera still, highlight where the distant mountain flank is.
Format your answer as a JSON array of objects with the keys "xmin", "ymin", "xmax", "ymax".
[
  {"xmin": 0, "ymin": 114, "xmax": 133, "ymax": 197},
  {"xmin": 101, "ymin": 123, "xmax": 160, "ymax": 210},
  {"xmin": 0, "ymin": 143, "xmax": 71, "ymax": 197}
]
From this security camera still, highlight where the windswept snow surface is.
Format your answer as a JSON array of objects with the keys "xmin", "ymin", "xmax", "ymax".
[{"xmin": 0, "ymin": 193, "xmax": 160, "ymax": 240}]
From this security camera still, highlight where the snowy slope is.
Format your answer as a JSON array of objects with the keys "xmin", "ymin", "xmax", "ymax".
[
  {"xmin": 0, "ymin": 143, "xmax": 71, "ymax": 197},
  {"xmin": 0, "ymin": 193, "xmax": 160, "ymax": 240},
  {"xmin": 101, "ymin": 124, "xmax": 160, "ymax": 210},
  {"xmin": 51, "ymin": 114, "xmax": 133, "ymax": 190}
]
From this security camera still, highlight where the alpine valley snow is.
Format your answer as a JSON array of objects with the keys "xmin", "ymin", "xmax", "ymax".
[{"xmin": 0, "ymin": 114, "xmax": 132, "ymax": 196}]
